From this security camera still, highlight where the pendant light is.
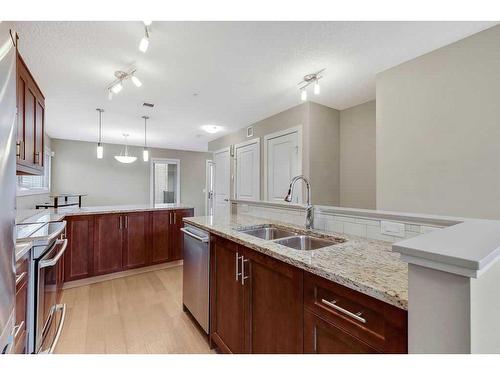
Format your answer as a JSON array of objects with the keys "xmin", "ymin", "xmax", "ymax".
[
  {"xmin": 142, "ymin": 115, "xmax": 149, "ymax": 162},
  {"xmin": 114, "ymin": 134, "xmax": 137, "ymax": 164},
  {"xmin": 96, "ymin": 108, "xmax": 104, "ymax": 159}
]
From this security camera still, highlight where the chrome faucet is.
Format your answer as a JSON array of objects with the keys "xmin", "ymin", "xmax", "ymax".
[{"xmin": 284, "ymin": 175, "xmax": 314, "ymax": 229}]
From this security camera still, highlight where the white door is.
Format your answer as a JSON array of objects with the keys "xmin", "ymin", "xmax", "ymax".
[
  {"xmin": 206, "ymin": 160, "xmax": 215, "ymax": 216},
  {"xmin": 213, "ymin": 148, "xmax": 230, "ymax": 216},
  {"xmin": 235, "ymin": 139, "xmax": 260, "ymax": 201},
  {"xmin": 265, "ymin": 129, "xmax": 301, "ymax": 203}
]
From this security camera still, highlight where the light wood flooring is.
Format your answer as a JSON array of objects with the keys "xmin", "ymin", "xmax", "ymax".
[{"xmin": 55, "ymin": 265, "xmax": 213, "ymax": 354}]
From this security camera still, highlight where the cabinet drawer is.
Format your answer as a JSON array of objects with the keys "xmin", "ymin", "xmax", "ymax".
[
  {"xmin": 304, "ymin": 309, "xmax": 378, "ymax": 354},
  {"xmin": 304, "ymin": 272, "xmax": 407, "ymax": 353}
]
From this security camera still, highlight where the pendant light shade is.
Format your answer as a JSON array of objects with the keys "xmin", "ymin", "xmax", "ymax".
[
  {"xmin": 114, "ymin": 134, "xmax": 137, "ymax": 163},
  {"xmin": 142, "ymin": 116, "xmax": 149, "ymax": 162},
  {"xmin": 96, "ymin": 108, "xmax": 104, "ymax": 159}
]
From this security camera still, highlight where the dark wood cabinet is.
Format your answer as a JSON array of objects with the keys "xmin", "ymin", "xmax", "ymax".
[
  {"xmin": 65, "ymin": 215, "xmax": 94, "ymax": 281},
  {"xmin": 210, "ymin": 236, "xmax": 245, "ymax": 353},
  {"xmin": 16, "ymin": 51, "xmax": 45, "ymax": 175},
  {"xmin": 210, "ymin": 234, "xmax": 408, "ymax": 354},
  {"xmin": 210, "ymin": 236, "xmax": 303, "ymax": 353},
  {"xmin": 151, "ymin": 211, "xmax": 171, "ymax": 264},
  {"xmin": 93, "ymin": 214, "xmax": 123, "ymax": 275},
  {"xmin": 243, "ymin": 249, "xmax": 303, "ymax": 353},
  {"xmin": 304, "ymin": 309, "xmax": 378, "ymax": 354},
  {"xmin": 170, "ymin": 209, "xmax": 193, "ymax": 260},
  {"xmin": 123, "ymin": 212, "xmax": 150, "ymax": 269},
  {"xmin": 14, "ymin": 254, "xmax": 29, "ymax": 354},
  {"xmin": 63, "ymin": 209, "xmax": 191, "ymax": 283}
]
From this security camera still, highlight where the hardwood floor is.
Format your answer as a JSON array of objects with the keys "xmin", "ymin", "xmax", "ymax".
[{"xmin": 56, "ymin": 265, "xmax": 214, "ymax": 354}]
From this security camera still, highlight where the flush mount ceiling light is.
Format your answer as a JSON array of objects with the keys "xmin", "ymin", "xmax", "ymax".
[
  {"xmin": 298, "ymin": 68, "xmax": 325, "ymax": 101},
  {"xmin": 96, "ymin": 108, "xmax": 104, "ymax": 159},
  {"xmin": 107, "ymin": 69, "xmax": 142, "ymax": 100},
  {"xmin": 114, "ymin": 134, "xmax": 137, "ymax": 164},
  {"xmin": 201, "ymin": 125, "xmax": 222, "ymax": 134},
  {"xmin": 139, "ymin": 22, "xmax": 152, "ymax": 53}
]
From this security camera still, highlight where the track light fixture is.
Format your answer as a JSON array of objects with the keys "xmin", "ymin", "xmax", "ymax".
[
  {"xmin": 142, "ymin": 115, "xmax": 149, "ymax": 162},
  {"xmin": 96, "ymin": 108, "xmax": 104, "ymax": 159},
  {"xmin": 107, "ymin": 69, "xmax": 142, "ymax": 100},
  {"xmin": 298, "ymin": 68, "xmax": 325, "ymax": 101}
]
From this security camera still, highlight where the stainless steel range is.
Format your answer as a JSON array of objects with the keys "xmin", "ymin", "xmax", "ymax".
[{"xmin": 16, "ymin": 221, "xmax": 67, "ymax": 354}]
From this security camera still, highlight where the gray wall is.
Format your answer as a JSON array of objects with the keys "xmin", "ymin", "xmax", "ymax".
[
  {"xmin": 50, "ymin": 139, "xmax": 211, "ymax": 215},
  {"xmin": 339, "ymin": 100, "xmax": 376, "ymax": 209},
  {"xmin": 377, "ymin": 24, "xmax": 500, "ymax": 219},
  {"xmin": 208, "ymin": 102, "xmax": 341, "ymax": 206}
]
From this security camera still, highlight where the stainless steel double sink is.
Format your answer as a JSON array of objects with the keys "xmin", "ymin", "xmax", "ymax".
[{"xmin": 236, "ymin": 225, "xmax": 344, "ymax": 251}]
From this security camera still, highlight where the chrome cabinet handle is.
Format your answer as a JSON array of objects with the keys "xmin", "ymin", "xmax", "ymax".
[
  {"xmin": 16, "ymin": 141, "xmax": 21, "ymax": 157},
  {"xmin": 169, "ymin": 212, "xmax": 172, "ymax": 225},
  {"xmin": 241, "ymin": 256, "xmax": 249, "ymax": 285},
  {"xmin": 174, "ymin": 213, "xmax": 176, "ymax": 224},
  {"xmin": 125, "ymin": 215, "xmax": 128, "ymax": 229},
  {"xmin": 119, "ymin": 216, "xmax": 122, "ymax": 229},
  {"xmin": 15, "ymin": 271, "xmax": 27, "ymax": 286},
  {"xmin": 235, "ymin": 252, "xmax": 242, "ymax": 281},
  {"xmin": 39, "ymin": 239, "xmax": 68, "ymax": 268},
  {"xmin": 13, "ymin": 321, "xmax": 25, "ymax": 338},
  {"xmin": 321, "ymin": 298, "xmax": 366, "ymax": 324}
]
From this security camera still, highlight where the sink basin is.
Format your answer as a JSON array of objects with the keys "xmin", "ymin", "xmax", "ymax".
[
  {"xmin": 238, "ymin": 226, "xmax": 298, "ymax": 240},
  {"xmin": 273, "ymin": 235, "xmax": 340, "ymax": 251}
]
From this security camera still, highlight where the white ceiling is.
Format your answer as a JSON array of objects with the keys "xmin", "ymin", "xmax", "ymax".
[{"xmin": 10, "ymin": 21, "xmax": 497, "ymax": 151}]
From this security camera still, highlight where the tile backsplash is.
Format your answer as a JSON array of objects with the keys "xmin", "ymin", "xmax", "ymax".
[{"xmin": 233, "ymin": 201, "xmax": 449, "ymax": 243}]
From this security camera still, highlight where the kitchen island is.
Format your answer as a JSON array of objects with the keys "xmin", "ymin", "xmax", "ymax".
[{"xmin": 184, "ymin": 214, "xmax": 408, "ymax": 354}]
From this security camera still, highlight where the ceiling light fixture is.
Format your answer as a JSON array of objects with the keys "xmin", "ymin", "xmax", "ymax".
[
  {"xmin": 139, "ymin": 24, "xmax": 150, "ymax": 53},
  {"xmin": 106, "ymin": 69, "xmax": 142, "ymax": 99},
  {"xmin": 298, "ymin": 68, "xmax": 325, "ymax": 101},
  {"xmin": 201, "ymin": 125, "xmax": 222, "ymax": 134},
  {"xmin": 114, "ymin": 134, "xmax": 137, "ymax": 164},
  {"xmin": 143, "ymin": 21, "xmax": 152, "ymax": 26},
  {"xmin": 142, "ymin": 116, "xmax": 149, "ymax": 162},
  {"xmin": 96, "ymin": 108, "xmax": 104, "ymax": 159}
]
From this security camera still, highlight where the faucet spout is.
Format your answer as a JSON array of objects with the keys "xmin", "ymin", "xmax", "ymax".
[{"xmin": 284, "ymin": 175, "xmax": 313, "ymax": 229}]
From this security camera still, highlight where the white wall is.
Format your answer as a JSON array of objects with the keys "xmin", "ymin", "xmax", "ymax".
[
  {"xmin": 376, "ymin": 25, "xmax": 500, "ymax": 219},
  {"xmin": 50, "ymin": 139, "xmax": 211, "ymax": 215},
  {"xmin": 340, "ymin": 100, "xmax": 376, "ymax": 209}
]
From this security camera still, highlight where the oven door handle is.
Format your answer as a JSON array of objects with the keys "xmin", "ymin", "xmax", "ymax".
[
  {"xmin": 38, "ymin": 304, "xmax": 67, "ymax": 354},
  {"xmin": 39, "ymin": 239, "xmax": 68, "ymax": 269}
]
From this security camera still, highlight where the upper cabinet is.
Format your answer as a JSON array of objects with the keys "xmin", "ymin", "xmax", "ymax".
[{"xmin": 16, "ymin": 51, "xmax": 45, "ymax": 176}]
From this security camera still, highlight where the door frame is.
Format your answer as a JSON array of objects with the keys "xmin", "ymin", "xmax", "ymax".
[
  {"xmin": 149, "ymin": 158, "xmax": 181, "ymax": 205},
  {"xmin": 213, "ymin": 147, "xmax": 231, "ymax": 216},
  {"xmin": 263, "ymin": 125, "xmax": 303, "ymax": 203},
  {"xmin": 234, "ymin": 138, "xmax": 261, "ymax": 201},
  {"xmin": 205, "ymin": 159, "xmax": 215, "ymax": 216}
]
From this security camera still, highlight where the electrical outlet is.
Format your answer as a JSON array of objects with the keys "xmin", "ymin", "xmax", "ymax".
[{"xmin": 380, "ymin": 221, "xmax": 405, "ymax": 238}]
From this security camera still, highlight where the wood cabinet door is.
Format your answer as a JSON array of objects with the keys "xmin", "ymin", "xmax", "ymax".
[
  {"xmin": 35, "ymin": 99, "xmax": 44, "ymax": 167},
  {"xmin": 210, "ymin": 237, "xmax": 245, "ymax": 353},
  {"xmin": 64, "ymin": 215, "xmax": 94, "ymax": 281},
  {"xmin": 170, "ymin": 209, "xmax": 194, "ymax": 261},
  {"xmin": 24, "ymin": 87, "xmax": 36, "ymax": 165},
  {"xmin": 304, "ymin": 309, "xmax": 378, "ymax": 354},
  {"xmin": 242, "ymin": 248, "xmax": 303, "ymax": 353},
  {"xmin": 93, "ymin": 214, "xmax": 123, "ymax": 275},
  {"xmin": 123, "ymin": 212, "xmax": 150, "ymax": 269},
  {"xmin": 151, "ymin": 211, "xmax": 171, "ymax": 264},
  {"xmin": 16, "ymin": 74, "xmax": 26, "ymax": 161}
]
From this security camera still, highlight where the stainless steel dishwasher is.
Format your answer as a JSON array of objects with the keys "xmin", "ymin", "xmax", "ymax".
[{"xmin": 181, "ymin": 224, "xmax": 210, "ymax": 333}]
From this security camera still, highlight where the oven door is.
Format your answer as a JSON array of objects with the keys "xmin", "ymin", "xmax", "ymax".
[{"xmin": 36, "ymin": 238, "xmax": 67, "ymax": 354}]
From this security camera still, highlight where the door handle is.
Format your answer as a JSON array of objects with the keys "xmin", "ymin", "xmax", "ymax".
[
  {"xmin": 39, "ymin": 239, "xmax": 68, "ymax": 268},
  {"xmin": 235, "ymin": 252, "xmax": 242, "ymax": 282},
  {"xmin": 241, "ymin": 256, "xmax": 249, "ymax": 285},
  {"xmin": 38, "ymin": 304, "xmax": 67, "ymax": 354}
]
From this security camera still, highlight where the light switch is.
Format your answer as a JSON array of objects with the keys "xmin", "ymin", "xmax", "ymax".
[{"xmin": 380, "ymin": 221, "xmax": 405, "ymax": 238}]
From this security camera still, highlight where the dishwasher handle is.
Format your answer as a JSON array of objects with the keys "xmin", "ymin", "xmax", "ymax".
[{"xmin": 181, "ymin": 227, "xmax": 209, "ymax": 243}]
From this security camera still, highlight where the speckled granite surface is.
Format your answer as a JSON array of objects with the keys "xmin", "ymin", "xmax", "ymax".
[
  {"xmin": 17, "ymin": 204, "xmax": 195, "ymax": 224},
  {"xmin": 184, "ymin": 214, "xmax": 408, "ymax": 310}
]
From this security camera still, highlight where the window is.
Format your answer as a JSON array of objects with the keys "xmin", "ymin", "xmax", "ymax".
[
  {"xmin": 150, "ymin": 158, "xmax": 181, "ymax": 205},
  {"xmin": 17, "ymin": 147, "xmax": 51, "ymax": 196}
]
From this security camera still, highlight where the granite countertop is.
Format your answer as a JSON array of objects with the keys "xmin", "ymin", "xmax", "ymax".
[
  {"xmin": 184, "ymin": 214, "xmax": 408, "ymax": 310},
  {"xmin": 17, "ymin": 203, "xmax": 195, "ymax": 224}
]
